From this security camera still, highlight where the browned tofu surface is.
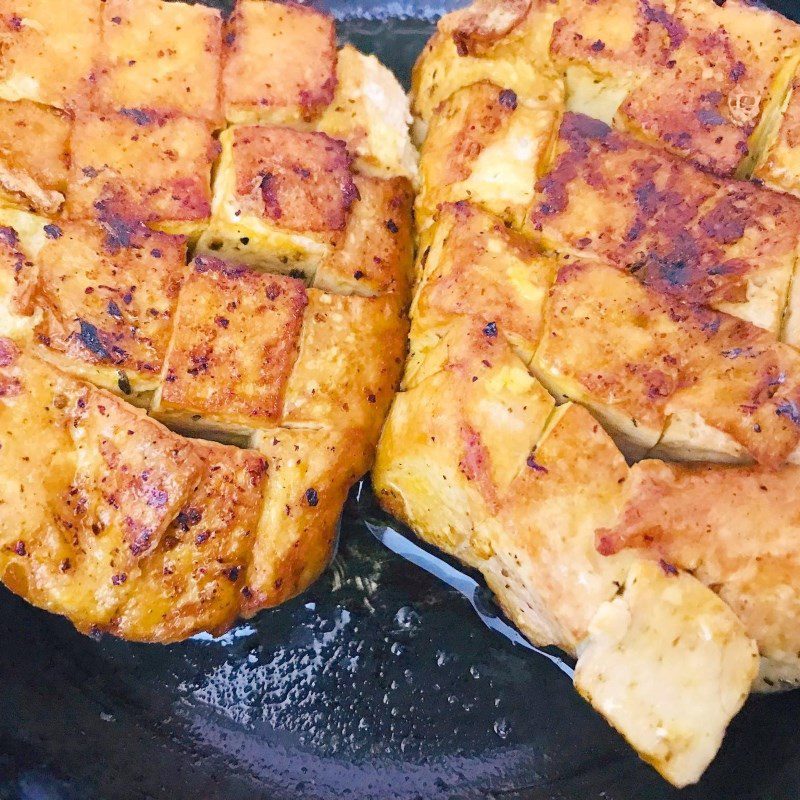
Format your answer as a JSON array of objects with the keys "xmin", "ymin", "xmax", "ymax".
[
  {"xmin": 0, "ymin": 223, "xmax": 36, "ymax": 329},
  {"xmin": 67, "ymin": 112, "xmax": 218, "ymax": 225},
  {"xmin": 94, "ymin": 0, "xmax": 223, "ymax": 123},
  {"xmin": 112, "ymin": 441, "xmax": 268, "ymax": 642},
  {"xmin": 0, "ymin": 99, "xmax": 70, "ymax": 215},
  {"xmin": 313, "ymin": 175, "xmax": 414, "ymax": 298},
  {"xmin": 0, "ymin": 0, "xmax": 101, "ymax": 109},
  {"xmin": 229, "ymin": 126, "xmax": 357, "ymax": 234},
  {"xmin": 439, "ymin": 0, "xmax": 534, "ymax": 57},
  {"xmin": 222, "ymin": 0, "xmax": 336, "ymax": 125},
  {"xmin": 154, "ymin": 255, "xmax": 307, "ymax": 433},
  {"xmin": 530, "ymin": 113, "xmax": 800, "ymax": 334},
  {"xmin": 32, "ymin": 220, "xmax": 187, "ymax": 396}
]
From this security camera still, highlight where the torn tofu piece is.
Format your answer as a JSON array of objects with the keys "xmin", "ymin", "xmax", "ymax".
[
  {"xmin": 0, "ymin": 99, "xmax": 70, "ymax": 215},
  {"xmin": 313, "ymin": 174, "xmax": 414, "ymax": 299},
  {"xmin": 112, "ymin": 441, "xmax": 268, "ymax": 643},
  {"xmin": 93, "ymin": 0, "xmax": 223, "ymax": 123},
  {"xmin": 575, "ymin": 560, "xmax": 758, "ymax": 788},
  {"xmin": 530, "ymin": 113, "xmax": 800, "ymax": 335},
  {"xmin": 31, "ymin": 219, "xmax": 187, "ymax": 403},
  {"xmin": 411, "ymin": 0, "xmax": 564, "ymax": 132},
  {"xmin": 246, "ymin": 427, "xmax": 365, "ymax": 611},
  {"xmin": 66, "ymin": 111, "xmax": 218, "ymax": 236},
  {"xmin": 533, "ymin": 260, "xmax": 800, "ymax": 466},
  {"xmin": 222, "ymin": 0, "xmax": 336, "ymax": 126},
  {"xmin": 0, "ymin": 0, "xmax": 101, "ymax": 109},
  {"xmin": 418, "ymin": 80, "xmax": 559, "ymax": 230},
  {"xmin": 282, "ymin": 290, "xmax": 408, "ymax": 446},
  {"xmin": 409, "ymin": 201, "xmax": 555, "ymax": 379},
  {"xmin": 197, "ymin": 125, "xmax": 356, "ymax": 277},
  {"xmin": 151, "ymin": 255, "xmax": 307, "ymax": 439},
  {"xmin": 0, "ymin": 346, "xmax": 203, "ymax": 631},
  {"xmin": 317, "ymin": 45, "xmax": 418, "ymax": 183},
  {"xmin": 598, "ymin": 458, "xmax": 800, "ymax": 692}
]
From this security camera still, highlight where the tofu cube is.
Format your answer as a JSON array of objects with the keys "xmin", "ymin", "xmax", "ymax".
[
  {"xmin": 66, "ymin": 111, "xmax": 218, "ymax": 236},
  {"xmin": 222, "ymin": 0, "xmax": 336, "ymax": 126},
  {"xmin": 197, "ymin": 125, "xmax": 357, "ymax": 278},
  {"xmin": 151, "ymin": 255, "xmax": 307, "ymax": 437},
  {"xmin": 0, "ymin": 99, "xmax": 70, "ymax": 215},
  {"xmin": 0, "ymin": 0, "xmax": 101, "ymax": 109},
  {"xmin": 94, "ymin": 0, "xmax": 223, "ymax": 123},
  {"xmin": 32, "ymin": 219, "xmax": 188, "ymax": 402}
]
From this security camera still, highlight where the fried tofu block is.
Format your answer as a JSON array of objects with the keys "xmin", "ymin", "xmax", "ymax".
[
  {"xmin": 0, "ymin": 347, "xmax": 203, "ymax": 630},
  {"xmin": 94, "ymin": 0, "xmax": 223, "ymax": 123},
  {"xmin": 374, "ymin": 318, "xmax": 556, "ymax": 570},
  {"xmin": 222, "ymin": 0, "xmax": 336, "ymax": 126},
  {"xmin": 0, "ymin": 0, "xmax": 100, "ymax": 109},
  {"xmin": 410, "ymin": 202, "xmax": 555, "ymax": 375},
  {"xmin": 245, "ymin": 426, "xmax": 362, "ymax": 611},
  {"xmin": 317, "ymin": 46, "xmax": 418, "ymax": 183},
  {"xmin": 599, "ymin": 459, "xmax": 800, "ymax": 692},
  {"xmin": 411, "ymin": 0, "xmax": 564, "ymax": 132},
  {"xmin": 419, "ymin": 81, "xmax": 559, "ymax": 231},
  {"xmin": 313, "ymin": 175, "xmax": 414, "ymax": 299},
  {"xmin": 534, "ymin": 260, "xmax": 800, "ymax": 466},
  {"xmin": 530, "ymin": 114, "xmax": 800, "ymax": 334},
  {"xmin": 575, "ymin": 561, "xmax": 758, "ymax": 788},
  {"xmin": 66, "ymin": 112, "xmax": 218, "ymax": 235},
  {"xmin": 112, "ymin": 442, "xmax": 267, "ymax": 643},
  {"xmin": 152, "ymin": 256, "xmax": 307, "ymax": 438},
  {"xmin": 197, "ymin": 126, "xmax": 356, "ymax": 277},
  {"xmin": 282, "ymin": 290, "xmax": 408, "ymax": 445},
  {"xmin": 31, "ymin": 220, "xmax": 187, "ymax": 402},
  {"xmin": 0, "ymin": 99, "xmax": 70, "ymax": 215}
]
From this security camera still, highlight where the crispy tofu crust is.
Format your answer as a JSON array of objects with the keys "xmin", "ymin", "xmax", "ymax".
[
  {"xmin": 531, "ymin": 113, "xmax": 800, "ymax": 334},
  {"xmin": 31, "ymin": 220, "xmax": 187, "ymax": 399},
  {"xmin": 153, "ymin": 255, "xmax": 307, "ymax": 436},
  {"xmin": 222, "ymin": 0, "xmax": 336, "ymax": 126},
  {"xmin": 94, "ymin": 0, "xmax": 223, "ymax": 123},
  {"xmin": 0, "ymin": 0, "xmax": 101, "ymax": 109},
  {"xmin": 67, "ymin": 112, "xmax": 218, "ymax": 228},
  {"xmin": 0, "ymin": 99, "xmax": 70, "ymax": 215}
]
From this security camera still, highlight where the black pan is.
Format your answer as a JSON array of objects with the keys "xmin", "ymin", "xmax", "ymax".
[{"xmin": 4, "ymin": 2, "xmax": 800, "ymax": 798}]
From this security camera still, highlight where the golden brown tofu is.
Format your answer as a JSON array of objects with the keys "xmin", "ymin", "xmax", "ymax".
[
  {"xmin": 0, "ymin": 99, "xmax": 70, "ymax": 215},
  {"xmin": 599, "ymin": 458, "xmax": 800, "ymax": 691},
  {"xmin": 313, "ymin": 175, "xmax": 414, "ymax": 298},
  {"xmin": 530, "ymin": 113, "xmax": 800, "ymax": 334},
  {"xmin": 283, "ymin": 290, "xmax": 408, "ymax": 444},
  {"xmin": 66, "ymin": 111, "xmax": 218, "ymax": 234},
  {"xmin": 112, "ymin": 442, "xmax": 268, "ymax": 643},
  {"xmin": 31, "ymin": 220, "xmax": 187, "ymax": 401},
  {"xmin": 198, "ymin": 125, "xmax": 356, "ymax": 276},
  {"xmin": 534, "ymin": 259, "xmax": 800, "ymax": 466},
  {"xmin": 0, "ymin": 0, "xmax": 100, "ymax": 109},
  {"xmin": 418, "ymin": 80, "xmax": 559, "ymax": 230},
  {"xmin": 317, "ymin": 45, "xmax": 418, "ymax": 182},
  {"xmin": 152, "ymin": 255, "xmax": 307, "ymax": 437},
  {"xmin": 94, "ymin": 0, "xmax": 223, "ymax": 123},
  {"xmin": 0, "ymin": 347, "xmax": 203, "ymax": 630},
  {"xmin": 245, "ymin": 426, "xmax": 363, "ymax": 611},
  {"xmin": 222, "ymin": 0, "xmax": 336, "ymax": 126},
  {"xmin": 411, "ymin": 0, "xmax": 564, "ymax": 131},
  {"xmin": 0, "ymin": 221, "xmax": 37, "ymax": 337}
]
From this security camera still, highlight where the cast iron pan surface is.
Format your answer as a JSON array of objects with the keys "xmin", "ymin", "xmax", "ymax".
[{"xmin": 5, "ymin": 2, "xmax": 800, "ymax": 798}]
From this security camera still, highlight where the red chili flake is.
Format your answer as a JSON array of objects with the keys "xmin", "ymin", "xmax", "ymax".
[{"xmin": 13, "ymin": 540, "xmax": 26, "ymax": 556}]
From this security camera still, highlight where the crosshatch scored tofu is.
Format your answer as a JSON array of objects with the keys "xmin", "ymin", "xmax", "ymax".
[
  {"xmin": 66, "ymin": 111, "xmax": 218, "ymax": 234},
  {"xmin": 152, "ymin": 255, "xmax": 307, "ymax": 437},
  {"xmin": 94, "ymin": 0, "xmax": 223, "ymax": 124},
  {"xmin": 530, "ymin": 113, "xmax": 800, "ymax": 335},
  {"xmin": 0, "ymin": 0, "xmax": 101, "ymax": 109},
  {"xmin": 31, "ymin": 219, "xmax": 187, "ymax": 401},
  {"xmin": 198, "ymin": 125, "xmax": 357, "ymax": 276},
  {"xmin": 222, "ymin": 0, "xmax": 336, "ymax": 126},
  {"xmin": 0, "ymin": 99, "xmax": 70, "ymax": 215}
]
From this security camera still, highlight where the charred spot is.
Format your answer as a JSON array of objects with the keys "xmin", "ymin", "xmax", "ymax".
[
  {"xmin": 482, "ymin": 321, "xmax": 498, "ymax": 338},
  {"xmin": 82, "ymin": 166, "xmax": 100, "ymax": 178},
  {"xmin": 176, "ymin": 507, "xmax": 203, "ymax": 532},
  {"xmin": 111, "ymin": 572, "xmax": 128, "ymax": 585},
  {"xmin": 187, "ymin": 353, "xmax": 210, "ymax": 376},
  {"xmin": 215, "ymin": 316, "xmax": 230, "ymax": 329},
  {"xmin": 117, "ymin": 372, "xmax": 132, "ymax": 395},
  {"xmin": 525, "ymin": 455, "xmax": 548, "ymax": 473},
  {"xmin": 107, "ymin": 300, "xmax": 123, "ymax": 320},
  {"xmin": 776, "ymin": 400, "xmax": 800, "ymax": 427},
  {"xmin": 13, "ymin": 540, "xmax": 26, "ymax": 556},
  {"xmin": 385, "ymin": 219, "xmax": 399, "ymax": 234},
  {"xmin": 260, "ymin": 173, "xmax": 282, "ymax": 220},
  {"xmin": 0, "ymin": 226, "xmax": 18, "ymax": 248},
  {"xmin": 353, "ymin": 270, "xmax": 364, "ymax": 280},
  {"xmin": 43, "ymin": 223, "xmax": 63, "ymax": 240},
  {"xmin": 305, "ymin": 487, "xmax": 319, "ymax": 507},
  {"xmin": 224, "ymin": 566, "xmax": 241, "ymax": 582},
  {"xmin": 658, "ymin": 558, "xmax": 679, "ymax": 576},
  {"xmin": 77, "ymin": 320, "xmax": 113, "ymax": 361},
  {"xmin": 342, "ymin": 177, "xmax": 361, "ymax": 210},
  {"xmin": 590, "ymin": 39, "xmax": 605, "ymax": 52},
  {"xmin": 498, "ymin": 89, "xmax": 518, "ymax": 110},
  {"xmin": 696, "ymin": 108, "xmax": 726, "ymax": 128},
  {"xmin": 119, "ymin": 108, "xmax": 156, "ymax": 126}
]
